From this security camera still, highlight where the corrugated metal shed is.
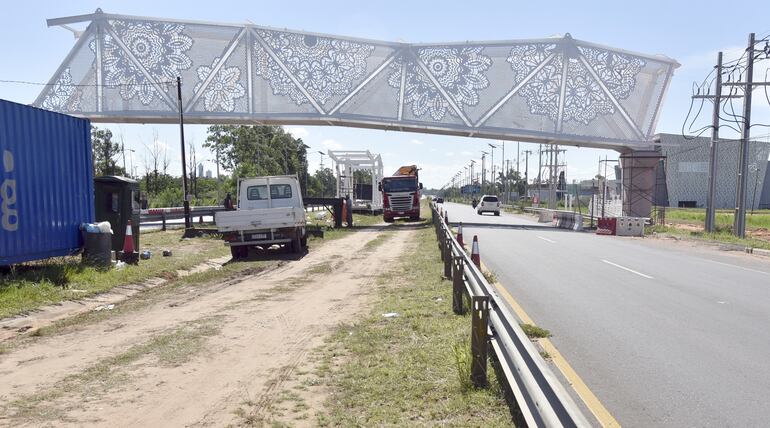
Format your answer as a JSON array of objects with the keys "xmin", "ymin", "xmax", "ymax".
[{"xmin": 0, "ymin": 99, "xmax": 94, "ymax": 265}]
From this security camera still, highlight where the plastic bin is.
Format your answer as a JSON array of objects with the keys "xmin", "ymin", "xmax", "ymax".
[{"xmin": 82, "ymin": 231, "xmax": 112, "ymax": 269}]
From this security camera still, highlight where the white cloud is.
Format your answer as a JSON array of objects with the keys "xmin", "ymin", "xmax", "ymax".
[
  {"xmin": 409, "ymin": 139, "xmax": 424, "ymax": 145},
  {"xmin": 321, "ymin": 139, "xmax": 343, "ymax": 150},
  {"xmin": 460, "ymin": 151, "xmax": 473, "ymax": 156},
  {"xmin": 285, "ymin": 126, "xmax": 309, "ymax": 138},
  {"xmin": 445, "ymin": 151, "xmax": 455, "ymax": 157}
]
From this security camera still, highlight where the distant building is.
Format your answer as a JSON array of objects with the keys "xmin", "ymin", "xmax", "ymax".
[
  {"xmin": 205, "ymin": 170, "xmax": 212, "ymax": 178},
  {"xmin": 197, "ymin": 163, "xmax": 204, "ymax": 178},
  {"xmin": 655, "ymin": 133, "xmax": 770, "ymax": 209}
]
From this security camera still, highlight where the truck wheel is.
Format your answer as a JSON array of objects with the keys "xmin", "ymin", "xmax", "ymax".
[
  {"xmin": 384, "ymin": 217, "xmax": 394, "ymax": 223},
  {"xmin": 494, "ymin": 211, "xmax": 500, "ymax": 216},
  {"xmin": 300, "ymin": 236, "xmax": 308, "ymax": 248},
  {"xmin": 231, "ymin": 246, "xmax": 247, "ymax": 260},
  {"xmin": 292, "ymin": 235, "xmax": 303, "ymax": 254}
]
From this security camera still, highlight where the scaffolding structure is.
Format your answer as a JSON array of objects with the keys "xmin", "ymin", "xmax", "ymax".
[{"xmin": 327, "ymin": 150, "xmax": 383, "ymax": 213}]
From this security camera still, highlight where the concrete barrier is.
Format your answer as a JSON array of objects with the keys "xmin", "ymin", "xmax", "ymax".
[
  {"xmin": 538, "ymin": 210, "xmax": 554, "ymax": 223},
  {"xmin": 554, "ymin": 211, "xmax": 583, "ymax": 231},
  {"xmin": 616, "ymin": 217, "xmax": 645, "ymax": 236}
]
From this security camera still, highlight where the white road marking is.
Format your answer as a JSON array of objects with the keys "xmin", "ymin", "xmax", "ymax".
[
  {"xmin": 537, "ymin": 236, "xmax": 556, "ymax": 244},
  {"xmin": 709, "ymin": 260, "xmax": 769, "ymax": 275},
  {"xmin": 601, "ymin": 259, "xmax": 654, "ymax": 279}
]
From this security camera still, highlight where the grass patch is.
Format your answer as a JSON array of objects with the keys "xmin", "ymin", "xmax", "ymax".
[
  {"xmin": 305, "ymin": 261, "xmax": 333, "ymax": 275},
  {"xmin": 482, "ymin": 269, "xmax": 497, "ymax": 284},
  {"xmin": 362, "ymin": 232, "xmax": 393, "ymax": 251},
  {"xmin": 312, "ymin": 218, "xmax": 514, "ymax": 426},
  {"xmin": 648, "ymin": 224, "xmax": 770, "ymax": 250},
  {"xmin": 665, "ymin": 208, "xmax": 770, "ymax": 230},
  {"xmin": 0, "ymin": 230, "xmax": 231, "ymax": 319},
  {"xmin": 306, "ymin": 212, "xmax": 385, "ymax": 243},
  {"xmin": 520, "ymin": 323, "xmax": 551, "ymax": 339},
  {"xmin": 3, "ymin": 317, "xmax": 221, "ymax": 422}
]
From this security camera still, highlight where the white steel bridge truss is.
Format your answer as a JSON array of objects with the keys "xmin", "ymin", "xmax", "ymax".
[
  {"xmin": 34, "ymin": 10, "xmax": 678, "ymax": 150},
  {"xmin": 327, "ymin": 150, "xmax": 384, "ymax": 211}
]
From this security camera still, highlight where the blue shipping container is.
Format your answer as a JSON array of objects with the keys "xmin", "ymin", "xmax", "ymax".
[{"xmin": 0, "ymin": 99, "xmax": 94, "ymax": 265}]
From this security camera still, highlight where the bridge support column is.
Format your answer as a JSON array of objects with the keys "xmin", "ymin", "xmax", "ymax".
[{"xmin": 620, "ymin": 151, "xmax": 664, "ymax": 218}]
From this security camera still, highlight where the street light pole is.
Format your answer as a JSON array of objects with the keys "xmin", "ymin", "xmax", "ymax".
[{"xmin": 317, "ymin": 151, "xmax": 326, "ymax": 198}]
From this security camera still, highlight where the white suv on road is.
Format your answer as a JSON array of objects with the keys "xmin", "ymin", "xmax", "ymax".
[{"xmin": 477, "ymin": 195, "xmax": 501, "ymax": 216}]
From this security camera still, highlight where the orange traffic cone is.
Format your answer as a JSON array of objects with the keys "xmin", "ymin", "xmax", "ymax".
[
  {"xmin": 341, "ymin": 200, "xmax": 348, "ymax": 226},
  {"xmin": 456, "ymin": 222, "xmax": 464, "ymax": 247},
  {"xmin": 123, "ymin": 220, "xmax": 135, "ymax": 254},
  {"xmin": 471, "ymin": 235, "xmax": 480, "ymax": 268}
]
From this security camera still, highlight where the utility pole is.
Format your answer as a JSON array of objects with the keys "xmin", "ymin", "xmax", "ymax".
[
  {"xmin": 538, "ymin": 147, "xmax": 543, "ymax": 203},
  {"xmin": 215, "ymin": 146, "xmax": 221, "ymax": 203},
  {"xmin": 480, "ymin": 152, "xmax": 487, "ymax": 192},
  {"xmin": 121, "ymin": 136, "xmax": 126, "ymax": 173},
  {"xmin": 705, "ymin": 51, "xmax": 723, "ymax": 233},
  {"xmin": 488, "ymin": 144, "xmax": 496, "ymax": 191},
  {"xmin": 177, "ymin": 76, "xmax": 191, "ymax": 230},
  {"xmin": 516, "ymin": 142, "xmax": 520, "ymax": 175},
  {"xmin": 734, "ymin": 33, "xmax": 755, "ymax": 238},
  {"xmin": 523, "ymin": 150, "xmax": 532, "ymax": 197}
]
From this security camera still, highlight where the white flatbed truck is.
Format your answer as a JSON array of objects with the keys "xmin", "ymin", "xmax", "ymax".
[{"xmin": 215, "ymin": 175, "xmax": 307, "ymax": 259}]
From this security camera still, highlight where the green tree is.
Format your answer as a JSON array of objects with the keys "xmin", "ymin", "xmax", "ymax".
[
  {"xmin": 204, "ymin": 125, "xmax": 309, "ymax": 195},
  {"xmin": 308, "ymin": 167, "xmax": 336, "ymax": 198},
  {"xmin": 497, "ymin": 168, "xmax": 527, "ymax": 196},
  {"xmin": 91, "ymin": 126, "xmax": 124, "ymax": 177}
]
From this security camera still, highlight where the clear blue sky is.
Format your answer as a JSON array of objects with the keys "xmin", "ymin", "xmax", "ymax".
[{"xmin": 1, "ymin": 0, "xmax": 769, "ymax": 188}]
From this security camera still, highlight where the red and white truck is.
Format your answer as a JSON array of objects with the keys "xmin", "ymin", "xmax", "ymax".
[{"xmin": 378, "ymin": 165, "xmax": 422, "ymax": 222}]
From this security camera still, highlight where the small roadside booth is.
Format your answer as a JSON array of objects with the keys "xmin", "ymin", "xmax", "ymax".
[{"xmin": 94, "ymin": 176, "xmax": 141, "ymax": 252}]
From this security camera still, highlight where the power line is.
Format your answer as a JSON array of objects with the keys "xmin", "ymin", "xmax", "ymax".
[{"xmin": 0, "ymin": 78, "xmax": 177, "ymax": 88}]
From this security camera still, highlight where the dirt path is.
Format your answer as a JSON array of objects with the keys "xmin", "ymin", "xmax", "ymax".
[{"xmin": 0, "ymin": 226, "xmax": 413, "ymax": 427}]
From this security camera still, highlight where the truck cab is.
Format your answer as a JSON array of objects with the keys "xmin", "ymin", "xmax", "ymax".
[
  {"xmin": 379, "ymin": 166, "xmax": 422, "ymax": 222},
  {"xmin": 215, "ymin": 175, "xmax": 306, "ymax": 259}
]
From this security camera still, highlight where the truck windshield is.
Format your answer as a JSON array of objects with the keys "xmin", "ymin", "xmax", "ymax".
[{"xmin": 382, "ymin": 178, "xmax": 417, "ymax": 193}]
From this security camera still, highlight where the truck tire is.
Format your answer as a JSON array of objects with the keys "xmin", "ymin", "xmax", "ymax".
[
  {"xmin": 300, "ymin": 236, "xmax": 308, "ymax": 248},
  {"xmin": 384, "ymin": 217, "xmax": 394, "ymax": 223},
  {"xmin": 292, "ymin": 234, "xmax": 303, "ymax": 254},
  {"xmin": 231, "ymin": 245, "xmax": 247, "ymax": 260}
]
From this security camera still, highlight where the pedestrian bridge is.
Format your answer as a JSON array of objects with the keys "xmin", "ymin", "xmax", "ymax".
[{"xmin": 34, "ymin": 10, "xmax": 678, "ymax": 150}]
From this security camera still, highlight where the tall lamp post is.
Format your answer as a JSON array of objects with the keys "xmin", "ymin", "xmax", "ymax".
[
  {"xmin": 488, "ymin": 143, "xmax": 498, "ymax": 193},
  {"xmin": 317, "ymin": 151, "xmax": 326, "ymax": 198},
  {"xmin": 480, "ymin": 151, "xmax": 488, "ymax": 193}
]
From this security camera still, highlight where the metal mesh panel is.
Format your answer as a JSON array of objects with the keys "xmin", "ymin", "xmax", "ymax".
[
  {"xmin": 35, "ymin": 11, "xmax": 678, "ymax": 149},
  {"xmin": 660, "ymin": 134, "xmax": 770, "ymax": 209}
]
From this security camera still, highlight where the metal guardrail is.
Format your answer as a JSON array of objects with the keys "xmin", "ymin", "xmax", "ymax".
[
  {"xmin": 431, "ymin": 203, "xmax": 590, "ymax": 428},
  {"xmin": 140, "ymin": 206, "xmax": 225, "ymax": 229}
]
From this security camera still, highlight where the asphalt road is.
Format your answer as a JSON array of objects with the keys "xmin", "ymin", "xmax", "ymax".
[{"xmin": 443, "ymin": 202, "xmax": 770, "ymax": 427}]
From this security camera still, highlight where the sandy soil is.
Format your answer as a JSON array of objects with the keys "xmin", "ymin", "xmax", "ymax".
[{"xmin": 0, "ymin": 225, "xmax": 412, "ymax": 427}]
